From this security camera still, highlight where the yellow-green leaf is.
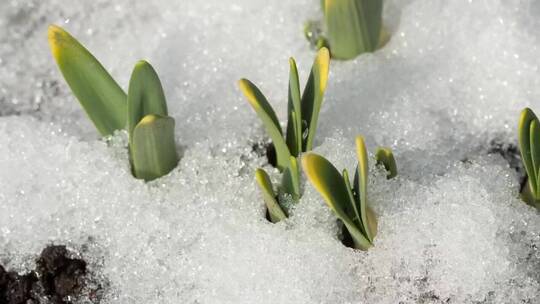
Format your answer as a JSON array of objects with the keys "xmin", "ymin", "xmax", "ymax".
[
  {"xmin": 127, "ymin": 60, "xmax": 168, "ymax": 140},
  {"xmin": 530, "ymin": 120, "xmax": 540, "ymax": 198},
  {"xmin": 353, "ymin": 136, "xmax": 375, "ymax": 242},
  {"xmin": 255, "ymin": 169, "xmax": 287, "ymax": 223},
  {"xmin": 131, "ymin": 114, "xmax": 178, "ymax": 181},
  {"xmin": 324, "ymin": 0, "xmax": 383, "ymax": 60},
  {"xmin": 280, "ymin": 156, "xmax": 300, "ymax": 202},
  {"xmin": 301, "ymin": 47, "xmax": 330, "ymax": 151},
  {"xmin": 238, "ymin": 79, "xmax": 291, "ymax": 171},
  {"xmin": 342, "ymin": 169, "xmax": 361, "ymax": 224},
  {"xmin": 519, "ymin": 108, "xmax": 538, "ymax": 198},
  {"xmin": 285, "ymin": 58, "xmax": 302, "ymax": 156},
  {"xmin": 48, "ymin": 25, "xmax": 127, "ymax": 136},
  {"xmin": 302, "ymin": 152, "xmax": 372, "ymax": 250},
  {"xmin": 375, "ymin": 147, "xmax": 397, "ymax": 179}
]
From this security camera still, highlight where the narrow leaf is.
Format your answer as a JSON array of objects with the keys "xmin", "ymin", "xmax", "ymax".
[
  {"xmin": 239, "ymin": 79, "xmax": 291, "ymax": 171},
  {"xmin": 375, "ymin": 147, "xmax": 397, "ymax": 179},
  {"xmin": 302, "ymin": 153, "xmax": 372, "ymax": 250},
  {"xmin": 281, "ymin": 156, "xmax": 301, "ymax": 202},
  {"xmin": 531, "ymin": 120, "xmax": 540, "ymax": 199},
  {"xmin": 366, "ymin": 206, "xmax": 378, "ymax": 241},
  {"xmin": 519, "ymin": 108, "xmax": 538, "ymax": 198},
  {"xmin": 48, "ymin": 25, "xmax": 127, "ymax": 136},
  {"xmin": 285, "ymin": 58, "xmax": 303, "ymax": 156},
  {"xmin": 131, "ymin": 115, "xmax": 178, "ymax": 181},
  {"xmin": 127, "ymin": 60, "xmax": 168, "ymax": 139},
  {"xmin": 255, "ymin": 169, "xmax": 287, "ymax": 223},
  {"xmin": 324, "ymin": 0, "xmax": 382, "ymax": 60},
  {"xmin": 301, "ymin": 47, "xmax": 330, "ymax": 151},
  {"xmin": 286, "ymin": 110, "xmax": 302, "ymax": 157},
  {"xmin": 354, "ymin": 136, "xmax": 375, "ymax": 242},
  {"xmin": 342, "ymin": 169, "xmax": 361, "ymax": 224}
]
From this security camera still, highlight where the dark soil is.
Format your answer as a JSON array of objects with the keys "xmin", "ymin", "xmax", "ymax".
[
  {"xmin": 340, "ymin": 224, "xmax": 355, "ymax": 249},
  {"xmin": 487, "ymin": 139, "xmax": 527, "ymax": 189},
  {"xmin": 0, "ymin": 245, "xmax": 99, "ymax": 304},
  {"xmin": 252, "ymin": 141, "xmax": 277, "ymax": 168},
  {"xmin": 0, "ymin": 266, "xmax": 37, "ymax": 304}
]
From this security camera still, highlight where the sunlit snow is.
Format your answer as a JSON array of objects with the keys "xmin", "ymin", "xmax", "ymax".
[{"xmin": 1, "ymin": 0, "xmax": 540, "ymax": 303}]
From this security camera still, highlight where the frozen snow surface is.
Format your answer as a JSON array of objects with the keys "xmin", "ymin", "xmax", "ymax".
[{"xmin": 1, "ymin": 0, "xmax": 540, "ymax": 303}]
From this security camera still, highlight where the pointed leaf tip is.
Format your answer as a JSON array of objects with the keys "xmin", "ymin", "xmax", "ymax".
[
  {"xmin": 255, "ymin": 168, "xmax": 287, "ymax": 223},
  {"xmin": 47, "ymin": 24, "xmax": 72, "ymax": 60},
  {"xmin": 127, "ymin": 60, "xmax": 168, "ymax": 138},
  {"xmin": 316, "ymin": 47, "xmax": 330, "ymax": 92},
  {"xmin": 354, "ymin": 135, "xmax": 374, "ymax": 241},
  {"xmin": 375, "ymin": 147, "xmax": 397, "ymax": 179},
  {"xmin": 238, "ymin": 78, "xmax": 291, "ymax": 171},
  {"xmin": 47, "ymin": 24, "xmax": 127, "ymax": 136}
]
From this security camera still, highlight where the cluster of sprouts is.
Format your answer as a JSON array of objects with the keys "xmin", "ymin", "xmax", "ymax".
[{"xmin": 48, "ymin": 0, "xmax": 539, "ymax": 254}]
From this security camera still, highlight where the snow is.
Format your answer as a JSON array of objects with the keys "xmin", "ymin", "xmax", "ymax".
[{"xmin": 1, "ymin": 0, "xmax": 540, "ymax": 303}]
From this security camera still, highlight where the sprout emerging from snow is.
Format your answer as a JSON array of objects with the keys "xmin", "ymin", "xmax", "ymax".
[
  {"xmin": 238, "ymin": 48, "xmax": 330, "ymax": 222},
  {"xmin": 48, "ymin": 25, "xmax": 178, "ymax": 181},
  {"xmin": 306, "ymin": 0, "xmax": 388, "ymax": 60},
  {"xmin": 302, "ymin": 136, "xmax": 397, "ymax": 250},
  {"xmin": 518, "ymin": 108, "xmax": 540, "ymax": 208}
]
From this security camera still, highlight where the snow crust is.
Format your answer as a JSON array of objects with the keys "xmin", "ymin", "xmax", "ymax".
[{"xmin": 1, "ymin": 0, "xmax": 540, "ymax": 303}]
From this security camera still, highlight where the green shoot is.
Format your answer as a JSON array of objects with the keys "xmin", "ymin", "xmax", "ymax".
[
  {"xmin": 48, "ymin": 25, "xmax": 178, "ymax": 181},
  {"xmin": 48, "ymin": 25, "xmax": 126, "ymax": 136},
  {"xmin": 239, "ymin": 48, "xmax": 330, "ymax": 222},
  {"xmin": 302, "ymin": 136, "xmax": 397, "ymax": 250},
  {"xmin": 307, "ymin": 0, "xmax": 385, "ymax": 60},
  {"xmin": 375, "ymin": 147, "xmax": 397, "ymax": 179},
  {"xmin": 518, "ymin": 108, "xmax": 540, "ymax": 208}
]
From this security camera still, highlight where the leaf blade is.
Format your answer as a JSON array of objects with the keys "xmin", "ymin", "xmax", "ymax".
[
  {"xmin": 302, "ymin": 152, "xmax": 372, "ymax": 250},
  {"xmin": 48, "ymin": 25, "xmax": 127, "ymax": 136},
  {"xmin": 375, "ymin": 147, "xmax": 398, "ymax": 179},
  {"xmin": 519, "ymin": 108, "xmax": 538, "ymax": 198},
  {"xmin": 239, "ymin": 79, "xmax": 291, "ymax": 171},
  {"xmin": 343, "ymin": 169, "xmax": 361, "ymax": 224},
  {"xmin": 301, "ymin": 47, "xmax": 330, "ymax": 151},
  {"xmin": 324, "ymin": 0, "xmax": 382, "ymax": 59},
  {"xmin": 286, "ymin": 58, "xmax": 303, "ymax": 156},
  {"xmin": 255, "ymin": 169, "xmax": 288, "ymax": 223},
  {"xmin": 280, "ymin": 156, "xmax": 301, "ymax": 202},
  {"xmin": 127, "ymin": 60, "xmax": 168, "ymax": 139},
  {"xmin": 354, "ymin": 136, "xmax": 375, "ymax": 242},
  {"xmin": 131, "ymin": 115, "xmax": 178, "ymax": 181}
]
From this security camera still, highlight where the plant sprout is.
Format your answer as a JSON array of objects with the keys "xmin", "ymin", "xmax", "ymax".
[
  {"xmin": 238, "ymin": 48, "xmax": 330, "ymax": 222},
  {"xmin": 518, "ymin": 108, "xmax": 540, "ymax": 208},
  {"xmin": 48, "ymin": 25, "xmax": 178, "ymax": 181},
  {"xmin": 306, "ymin": 0, "xmax": 386, "ymax": 60},
  {"xmin": 302, "ymin": 136, "xmax": 397, "ymax": 250}
]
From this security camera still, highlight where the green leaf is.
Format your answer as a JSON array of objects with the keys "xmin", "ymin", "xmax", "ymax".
[
  {"xmin": 255, "ymin": 169, "xmax": 288, "ymax": 223},
  {"xmin": 285, "ymin": 58, "xmax": 303, "ymax": 156},
  {"xmin": 280, "ymin": 156, "xmax": 300, "ymax": 202},
  {"xmin": 47, "ymin": 25, "xmax": 127, "ymax": 136},
  {"xmin": 238, "ymin": 79, "xmax": 292, "ymax": 171},
  {"xmin": 375, "ymin": 147, "xmax": 398, "ymax": 179},
  {"xmin": 127, "ymin": 60, "xmax": 168, "ymax": 139},
  {"xmin": 530, "ymin": 120, "xmax": 540, "ymax": 199},
  {"xmin": 342, "ymin": 169, "xmax": 361, "ymax": 224},
  {"xmin": 302, "ymin": 152, "xmax": 372, "ymax": 250},
  {"xmin": 301, "ymin": 47, "xmax": 330, "ymax": 151},
  {"xmin": 324, "ymin": 0, "xmax": 383, "ymax": 60},
  {"xmin": 131, "ymin": 114, "xmax": 178, "ymax": 181},
  {"xmin": 353, "ymin": 136, "xmax": 375, "ymax": 242},
  {"xmin": 519, "ymin": 108, "xmax": 538, "ymax": 199}
]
